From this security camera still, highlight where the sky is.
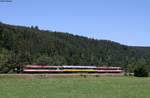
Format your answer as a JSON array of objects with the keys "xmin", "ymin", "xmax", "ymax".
[{"xmin": 0, "ymin": 0, "xmax": 150, "ymax": 46}]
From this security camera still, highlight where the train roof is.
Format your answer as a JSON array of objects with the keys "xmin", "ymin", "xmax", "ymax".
[
  {"xmin": 24, "ymin": 65, "xmax": 121, "ymax": 69},
  {"xmin": 63, "ymin": 66, "xmax": 97, "ymax": 68}
]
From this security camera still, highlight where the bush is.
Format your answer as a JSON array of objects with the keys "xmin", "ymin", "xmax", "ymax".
[
  {"xmin": 134, "ymin": 66, "xmax": 148, "ymax": 77},
  {"xmin": 134, "ymin": 59, "xmax": 149, "ymax": 77}
]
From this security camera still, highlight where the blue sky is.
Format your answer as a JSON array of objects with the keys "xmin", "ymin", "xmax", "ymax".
[{"xmin": 0, "ymin": 0, "xmax": 149, "ymax": 46}]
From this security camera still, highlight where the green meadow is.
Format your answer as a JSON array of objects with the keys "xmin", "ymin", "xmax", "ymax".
[{"xmin": 0, "ymin": 77, "xmax": 150, "ymax": 98}]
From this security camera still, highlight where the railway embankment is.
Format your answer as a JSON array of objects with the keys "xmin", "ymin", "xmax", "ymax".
[{"xmin": 0, "ymin": 73, "xmax": 124, "ymax": 78}]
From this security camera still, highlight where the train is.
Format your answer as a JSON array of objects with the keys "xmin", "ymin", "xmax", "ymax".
[{"xmin": 23, "ymin": 65, "xmax": 123, "ymax": 73}]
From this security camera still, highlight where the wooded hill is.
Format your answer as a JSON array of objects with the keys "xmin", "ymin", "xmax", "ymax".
[{"xmin": 0, "ymin": 22, "xmax": 150, "ymax": 73}]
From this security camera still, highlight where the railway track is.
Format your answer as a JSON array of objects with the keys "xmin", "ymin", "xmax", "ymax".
[{"xmin": 0, "ymin": 73, "xmax": 124, "ymax": 78}]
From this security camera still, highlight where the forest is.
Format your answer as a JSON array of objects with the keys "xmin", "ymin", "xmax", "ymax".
[{"xmin": 0, "ymin": 22, "xmax": 150, "ymax": 73}]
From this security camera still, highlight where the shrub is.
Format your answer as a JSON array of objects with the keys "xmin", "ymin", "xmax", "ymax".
[
  {"xmin": 134, "ymin": 59, "xmax": 149, "ymax": 77},
  {"xmin": 134, "ymin": 66, "xmax": 148, "ymax": 77}
]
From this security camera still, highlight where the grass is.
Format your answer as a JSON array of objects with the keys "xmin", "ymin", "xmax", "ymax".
[{"xmin": 0, "ymin": 76, "xmax": 150, "ymax": 98}]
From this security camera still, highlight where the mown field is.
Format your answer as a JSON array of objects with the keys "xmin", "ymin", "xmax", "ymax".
[{"xmin": 0, "ymin": 76, "xmax": 150, "ymax": 98}]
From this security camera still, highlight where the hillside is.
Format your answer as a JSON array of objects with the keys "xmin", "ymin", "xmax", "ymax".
[{"xmin": 0, "ymin": 22, "xmax": 150, "ymax": 73}]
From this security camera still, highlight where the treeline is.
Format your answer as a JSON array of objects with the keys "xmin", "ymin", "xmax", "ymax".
[{"xmin": 0, "ymin": 22, "xmax": 150, "ymax": 73}]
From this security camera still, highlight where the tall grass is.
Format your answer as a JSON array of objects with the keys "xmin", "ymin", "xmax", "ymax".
[{"xmin": 0, "ymin": 77, "xmax": 150, "ymax": 98}]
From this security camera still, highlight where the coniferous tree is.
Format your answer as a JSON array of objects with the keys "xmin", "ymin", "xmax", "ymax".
[{"xmin": 0, "ymin": 22, "xmax": 150, "ymax": 73}]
